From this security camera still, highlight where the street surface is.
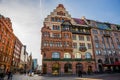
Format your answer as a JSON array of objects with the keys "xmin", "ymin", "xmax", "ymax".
[{"xmin": 3, "ymin": 73, "xmax": 120, "ymax": 80}]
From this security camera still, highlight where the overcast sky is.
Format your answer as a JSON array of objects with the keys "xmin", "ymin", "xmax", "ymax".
[{"xmin": 0, "ymin": 0, "xmax": 120, "ymax": 65}]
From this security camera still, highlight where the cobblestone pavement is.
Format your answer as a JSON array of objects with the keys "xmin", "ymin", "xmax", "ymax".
[{"xmin": 3, "ymin": 73, "xmax": 120, "ymax": 80}]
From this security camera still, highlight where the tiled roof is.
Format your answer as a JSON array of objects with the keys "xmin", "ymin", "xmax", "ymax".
[{"xmin": 73, "ymin": 18, "xmax": 86, "ymax": 25}]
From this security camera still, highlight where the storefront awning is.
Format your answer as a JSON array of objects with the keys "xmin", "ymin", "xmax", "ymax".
[{"xmin": 103, "ymin": 62, "xmax": 120, "ymax": 67}]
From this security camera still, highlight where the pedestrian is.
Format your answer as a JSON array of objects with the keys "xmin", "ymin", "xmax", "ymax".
[
  {"xmin": 0, "ymin": 70, "xmax": 5, "ymax": 80},
  {"xmin": 7, "ymin": 71, "xmax": 12, "ymax": 80},
  {"xmin": 78, "ymin": 70, "xmax": 82, "ymax": 77}
]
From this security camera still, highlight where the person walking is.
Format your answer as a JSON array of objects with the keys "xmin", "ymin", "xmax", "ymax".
[
  {"xmin": 78, "ymin": 70, "xmax": 82, "ymax": 77},
  {"xmin": 0, "ymin": 69, "xmax": 5, "ymax": 80},
  {"xmin": 7, "ymin": 71, "xmax": 12, "ymax": 80}
]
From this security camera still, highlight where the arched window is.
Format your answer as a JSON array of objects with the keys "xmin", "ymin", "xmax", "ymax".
[
  {"xmin": 64, "ymin": 53, "xmax": 71, "ymax": 58},
  {"xmin": 85, "ymin": 52, "xmax": 91, "ymax": 59},
  {"xmin": 75, "ymin": 53, "xmax": 81, "ymax": 59},
  {"xmin": 52, "ymin": 52, "xmax": 60, "ymax": 58}
]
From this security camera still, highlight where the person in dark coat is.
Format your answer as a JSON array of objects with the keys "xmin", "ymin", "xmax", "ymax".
[
  {"xmin": 7, "ymin": 71, "xmax": 12, "ymax": 80},
  {"xmin": 0, "ymin": 71, "xmax": 5, "ymax": 80},
  {"xmin": 78, "ymin": 70, "xmax": 82, "ymax": 77}
]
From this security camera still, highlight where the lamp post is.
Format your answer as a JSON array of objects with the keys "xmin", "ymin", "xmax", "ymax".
[{"xmin": 23, "ymin": 45, "xmax": 26, "ymax": 74}]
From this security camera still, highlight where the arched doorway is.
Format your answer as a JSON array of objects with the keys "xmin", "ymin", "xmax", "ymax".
[
  {"xmin": 76, "ymin": 63, "xmax": 83, "ymax": 74},
  {"xmin": 43, "ymin": 64, "xmax": 47, "ymax": 74},
  {"xmin": 98, "ymin": 65, "xmax": 103, "ymax": 72},
  {"xmin": 64, "ymin": 63, "xmax": 72, "ymax": 73},
  {"xmin": 52, "ymin": 63, "xmax": 60, "ymax": 75},
  {"xmin": 98, "ymin": 59, "xmax": 103, "ymax": 72},
  {"xmin": 87, "ymin": 65, "xmax": 93, "ymax": 74}
]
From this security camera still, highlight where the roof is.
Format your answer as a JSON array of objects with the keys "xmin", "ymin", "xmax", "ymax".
[{"xmin": 73, "ymin": 18, "xmax": 86, "ymax": 25}]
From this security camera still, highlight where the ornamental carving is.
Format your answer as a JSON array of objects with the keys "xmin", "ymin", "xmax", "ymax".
[{"xmin": 79, "ymin": 47, "xmax": 87, "ymax": 52}]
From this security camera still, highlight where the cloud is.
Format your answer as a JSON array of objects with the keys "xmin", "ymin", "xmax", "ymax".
[{"xmin": 0, "ymin": 0, "xmax": 42, "ymax": 65}]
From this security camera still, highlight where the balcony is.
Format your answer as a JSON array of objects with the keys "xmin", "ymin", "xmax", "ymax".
[{"xmin": 71, "ymin": 31, "xmax": 90, "ymax": 35}]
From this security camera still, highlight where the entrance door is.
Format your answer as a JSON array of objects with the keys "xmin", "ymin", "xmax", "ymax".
[
  {"xmin": 43, "ymin": 64, "xmax": 47, "ymax": 74},
  {"xmin": 52, "ymin": 63, "xmax": 60, "ymax": 75},
  {"xmin": 88, "ymin": 66, "xmax": 93, "ymax": 74},
  {"xmin": 98, "ymin": 65, "xmax": 103, "ymax": 72},
  {"xmin": 64, "ymin": 63, "xmax": 72, "ymax": 73},
  {"xmin": 76, "ymin": 63, "xmax": 83, "ymax": 73}
]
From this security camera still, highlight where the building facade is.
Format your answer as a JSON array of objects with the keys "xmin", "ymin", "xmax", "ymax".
[
  {"xmin": 87, "ymin": 20, "xmax": 120, "ymax": 72},
  {"xmin": 41, "ymin": 4, "xmax": 96, "ymax": 75},
  {"xmin": 0, "ymin": 14, "xmax": 15, "ymax": 72},
  {"xmin": 12, "ymin": 36, "xmax": 23, "ymax": 72},
  {"xmin": 32, "ymin": 59, "xmax": 38, "ymax": 71}
]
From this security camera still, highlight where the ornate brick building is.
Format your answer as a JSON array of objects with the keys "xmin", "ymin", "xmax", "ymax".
[
  {"xmin": 87, "ymin": 20, "xmax": 120, "ymax": 72},
  {"xmin": 41, "ymin": 4, "xmax": 96, "ymax": 75},
  {"xmin": 0, "ymin": 14, "xmax": 15, "ymax": 72}
]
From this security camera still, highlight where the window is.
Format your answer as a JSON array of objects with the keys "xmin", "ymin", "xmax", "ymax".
[
  {"xmin": 79, "ymin": 43, "xmax": 85, "ymax": 47},
  {"xmin": 64, "ymin": 42, "xmax": 69, "ymax": 47},
  {"xmin": 51, "ymin": 17, "xmax": 55, "ymax": 21},
  {"xmin": 114, "ymin": 33, "xmax": 118, "ymax": 36},
  {"xmin": 100, "ymin": 30, "xmax": 103, "ymax": 34},
  {"xmin": 85, "ymin": 30, "xmax": 90, "ymax": 33},
  {"xmin": 106, "ymin": 38, "xmax": 110, "ymax": 48},
  {"xmin": 110, "ymin": 58, "xmax": 114, "ymax": 64},
  {"xmin": 94, "ymin": 36, "xmax": 98, "ymax": 40},
  {"xmin": 108, "ymin": 50, "xmax": 112, "ymax": 55},
  {"xmin": 53, "ymin": 25, "xmax": 60, "ymax": 30},
  {"xmin": 92, "ymin": 30, "xmax": 98, "ymax": 34},
  {"xmin": 118, "ymin": 44, "xmax": 120, "ymax": 49},
  {"xmin": 105, "ymin": 58, "xmax": 109, "ymax": 64},
  {"xmin": 2, "ymin": 38, "xmax": 5, "ymax": 44},
  {"xmin": 57, "ymin": 11, "xmax": 65, "ymax": 16},
  {"xmin": 64, "ymin": 53, "xmax": 71, "ymax": 58},
  {"xmin": 103, "ymin": 50, "xmax": 107, "ymax": 55},
  {"xmin": 95, "ymin": 50, "xmax": 101, "ymax": 55},
  {"xmin": 52, "ymin": 33, "xmax": 61, "ymax": 38},
  {"xmin": 55, "ymin": 42, "xmax": 62, "ymax": 47},
  {"xmin": 116, "ymin": 38, "xmax": 119, "ymax": 42},
  {"xmin": 62, "ymin": 25, "xmax": 69, "ymax": 31},
  {"xmin": 52, "ymin": 52, "xmax": 60, "ymax": 58},
  {"xmin": 79, "ymin": 29, "xmax": 84, "ymax": 32},
  {"xmin": 102, "ymin": 37, "xmax": 104, "ymax": 42},
  {"xmin": 43, "ymin": 41, "xmax": 48, "ymax": 46},
  {"xmin": 57, "ymin": 18, "xmax": 60, "ymax": 22},
  {"xmin": 85, "ymin": 52, "xmax": 91, "ymax": 59},
  {"xmin": 75, "ymin": 53, "xmax": 81, "ymax": 59},
  {"xmin": 73, "ymin": 43, "xmax": 77, "ymax": 49},
  {"xmin": 43, "ymin": 32, "xmax": 49, "ymax": 37},
  {"xmin": 79, "ymin": 36, "xmax": 84, "ymax": 41},
  {"xmin": 87, "ymin": 43, "xmax": 91, "ymax": 49},
  {"xmin": 50, "ymin": 42, "xmax": 53, "ymax": 47},
  {"xmin": 62, "ymin": 18, "xmax": 64, "ymax": 22},
  {"xmin": 64, "ymin": 34, "xmax": 69, "ymax": 38},
  {"xmin": 1, "ymin": 46, "xmax": 4, "ymax": 51},
  {"xmin": 72, "ymin": 35, "xmax": 76, "ymax": 40},
  {"xmin": 95, "ymin": 42, "xmax": 99, "ymax": 48},
  {"xmin": 86, "ymin": 36, "xmax": 90, "ymax": 41}
]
